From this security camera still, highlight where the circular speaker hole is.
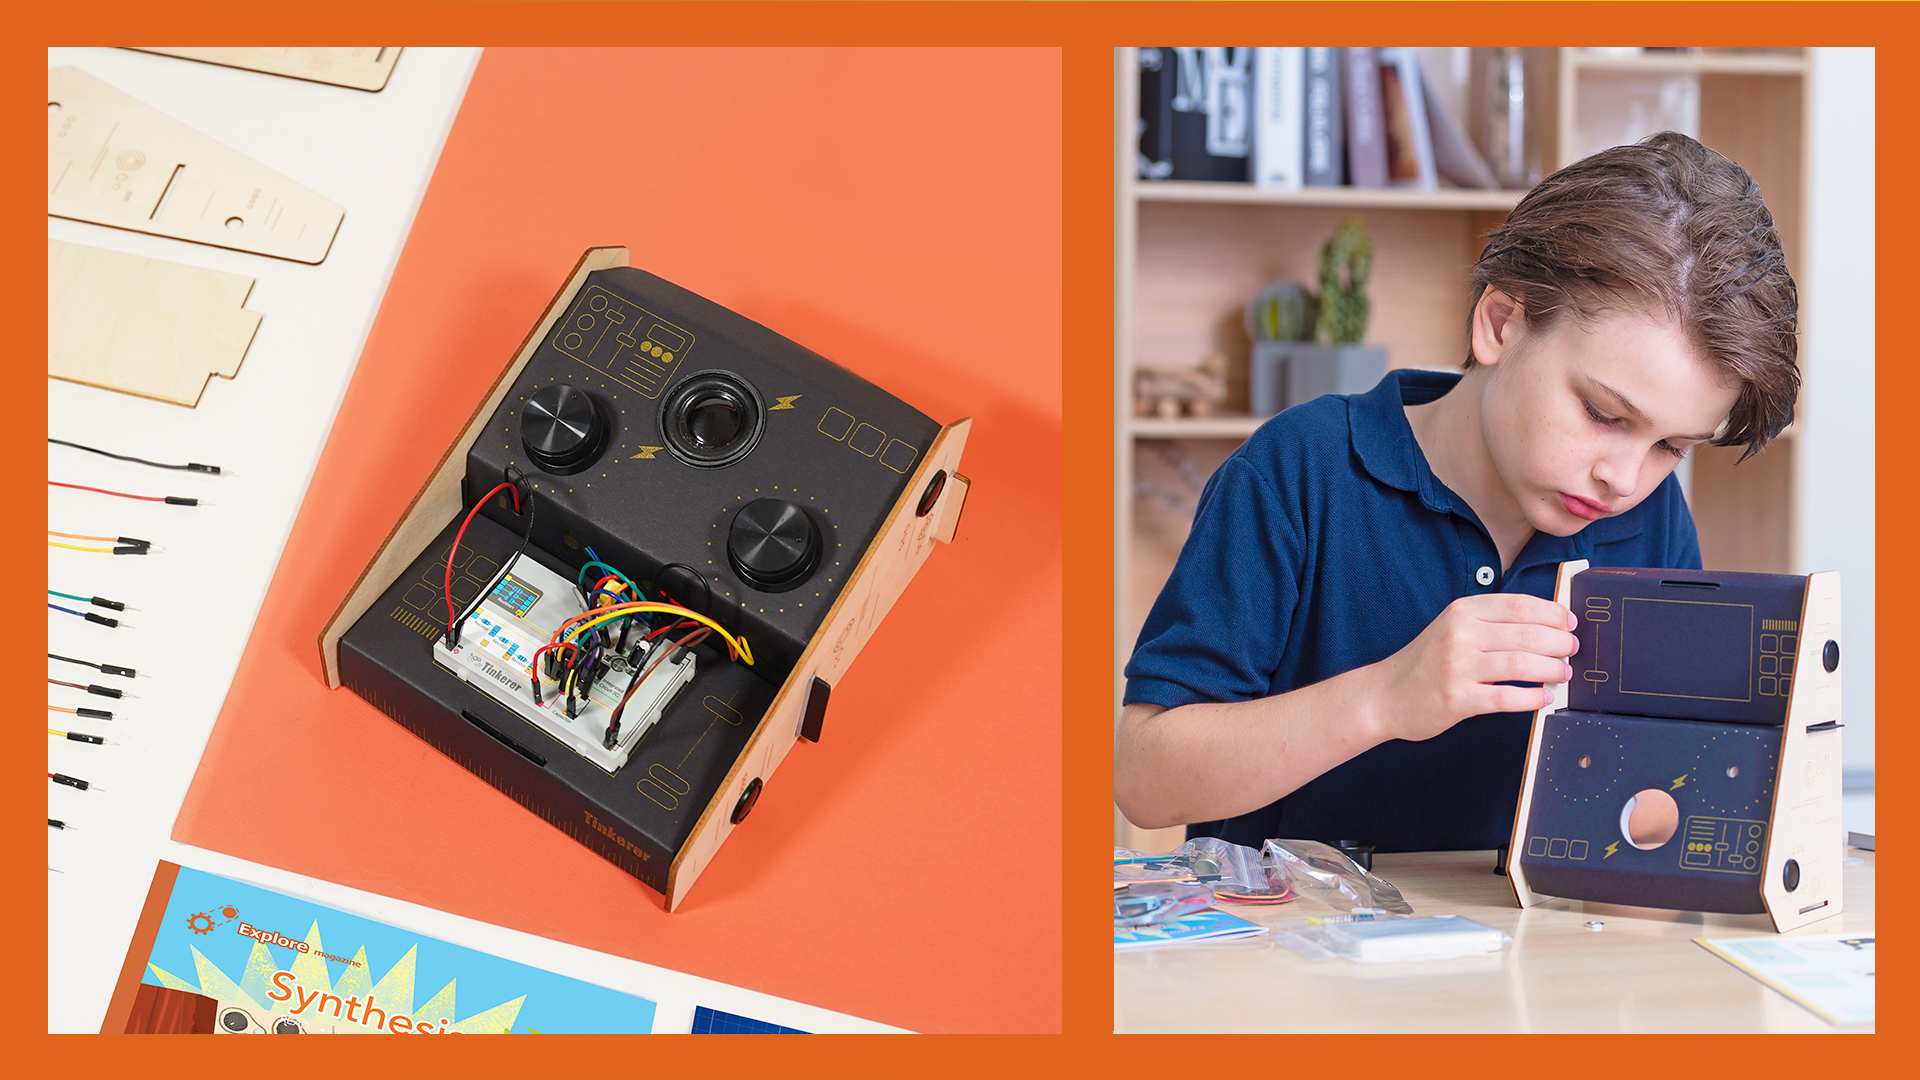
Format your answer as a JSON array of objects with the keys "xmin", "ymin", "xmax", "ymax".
[
  {"xmin": 48, "ymin": 101, "xmax": 61, "ymax": 114},
  {"xmin": 224, "ymin": 215, "xmax": 244, "ymax": 231},
  {"xmin": 1619, "ymin": 788, "xmax": 1680, "ymax": 850}
]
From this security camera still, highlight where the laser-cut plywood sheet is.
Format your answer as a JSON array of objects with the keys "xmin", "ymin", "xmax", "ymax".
[
  {"xmin": 130, "ymin": 47, "xmax": 402, "ymax": 92},
  {"xmin": 48, "ymin": 239, "xmax": 260, "ymax": 407},
  {"xmin": 47, "ymin": 66, "xmax": 343, "ymax": 263}
]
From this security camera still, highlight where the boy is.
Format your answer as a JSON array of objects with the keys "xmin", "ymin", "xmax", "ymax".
[{"xmin": 1116, "ymin": 132, "xmax": 1799, "ymax": 854}]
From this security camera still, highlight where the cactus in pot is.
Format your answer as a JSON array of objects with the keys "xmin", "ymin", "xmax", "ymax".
[{"xmin": 1314, "ymin": 218, "xmax": 1373, "ymax": 346}]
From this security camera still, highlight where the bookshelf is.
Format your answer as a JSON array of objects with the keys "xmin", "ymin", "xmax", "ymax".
[{"xmin": 1114, "ymin": 47, "xmax": 1812, "ymax": 850}]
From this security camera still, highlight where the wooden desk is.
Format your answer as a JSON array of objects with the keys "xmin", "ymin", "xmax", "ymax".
[{"xmin": 1114, "ymin": 847, "xmax": 1875, "ymax": 1032}]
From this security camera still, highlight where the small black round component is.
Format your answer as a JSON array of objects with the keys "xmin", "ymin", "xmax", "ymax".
[
  {"xmin": 521, "ymin": 384, "xmax": 606, "ymax": 474},
  {"xmin": 916, "ymin": 468, "xmax": 947, "ymax": 517},
  {"xmin": 1783, "ymin": 858, "xmax": 1801, "ymax": 892},
  {"xmin": 1335, "ymin": 839, "xmax": 1375, "ymax": 872},
  {"xmin": 731, "ymin": 777, "xmax": 764, "ymax": 824},
  {"xmin": 728, "ymin": 498, "xmax": 821, "ymax": 592},
  {"xmin": 660, "ymin": 370, "xmax": 765, "ymax": 468},
  {"xmin": 1823, "ymin": 640, "xmax": 1840, "ymax": 673}
]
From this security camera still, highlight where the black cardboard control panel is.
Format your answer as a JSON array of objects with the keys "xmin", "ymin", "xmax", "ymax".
[{"xmin": 464, "ymin": 266, "xmax": 940, "ymax": 679}]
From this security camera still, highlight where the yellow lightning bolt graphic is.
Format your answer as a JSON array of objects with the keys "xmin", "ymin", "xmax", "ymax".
[
  {"xmin": 629, "ymin": 446, "xmax": 663, "ymax": 460},
  {"xmin": 1604, "ymin": 841, "xmax": 1619, "ymax": 859},
  {"xmin": 770, "ymin": 395, "xmax": 801, "ymax": 411},
  {"xmin": 1670, "ymin": 774, "xmax": 1688, "ymax": 791}
]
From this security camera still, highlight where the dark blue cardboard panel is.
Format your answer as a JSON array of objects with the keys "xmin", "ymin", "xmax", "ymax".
[
  {"xmin": 1519, "ymin": 709, "xmax": 1779, "ymax": 914},
  {"xmin": 1569, "ymin": 568, "xmax": 1806, "ymax": 725}
]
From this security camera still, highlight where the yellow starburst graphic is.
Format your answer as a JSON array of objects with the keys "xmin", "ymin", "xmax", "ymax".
[{"xmin": 148, "ymin": 920, "xmax": 525, "ymax": 1034}]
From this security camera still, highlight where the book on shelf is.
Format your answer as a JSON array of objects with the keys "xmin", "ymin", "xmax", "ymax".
[
  {"xmin": 1422, "ymin": 62, "xmax": 1497, "ymax": 188},
  {"xmin": 1304, "ymin": 47, "xmax": 1345, "ymax": 187},
  {"xmin": 1377, "ymin": 47, "xmax": 1437, "ymax": 190},
  {"xmin": 1137, "ymin": 47, "xmax": 1252, "ymax": 182},
  {"xmin": 1343, "ymin": 47, "xmax": 1390, "ymax": 188},
  {"xmin": 1251, "ymin": 47, "xmax": 1305, "ymax": 190}
]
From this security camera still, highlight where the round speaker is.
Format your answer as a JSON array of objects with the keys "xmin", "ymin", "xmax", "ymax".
[{"xmin": 659, "ymin": 370, "xmax": 765, "ymax": 468}]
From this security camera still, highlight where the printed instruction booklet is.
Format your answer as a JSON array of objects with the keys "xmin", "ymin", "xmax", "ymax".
[
  {"xmin": 102, "ymin": 862, "xmax": 657, "ymax": 1033},
  {"xmin": 1696, "ymin": 932, "xmax": 1874, "ymax": 1028}
]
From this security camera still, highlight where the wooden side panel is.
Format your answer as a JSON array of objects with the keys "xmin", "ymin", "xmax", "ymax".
[
  {"xmin": 667, "ymin": 419, "xmax": 971, "ymax": 909},
  {"xmin": 48, "ymin": 239, "xmax": 260, "ymax": 407},
  {"xmin": 1509, "ymin": 558, "xmax": 1586, "ymax": 908},
  {"xmin": 131, "ymin": 47, "xmax": 403, "ymax": 92},
  {"xmin": 1762, "ymin": 569, "xmax": 1845, "ymax": 931},
  {"xmin": 318, "ymin": 246, "xmax": 630, "ymax": 686},
  {"xmin": 47, "ymin": 66, "xmax": 344, "ymax": 263}
]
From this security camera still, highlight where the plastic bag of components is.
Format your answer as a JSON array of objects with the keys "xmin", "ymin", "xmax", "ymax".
[
  {"xmin": 1260, "ymin": 839, "xmax": 1413, "ymax": 915},
  {"xmin": 1114, "ymin": 837, "xmax": 1283, "ymax": 897},
  {"xmin": 1268, "ymin": 912, "xmax": 1509, "ymax": 963},
  {"xmin": 1113, "ymin": 882, "xmax": 1215, "ymax": 928}
]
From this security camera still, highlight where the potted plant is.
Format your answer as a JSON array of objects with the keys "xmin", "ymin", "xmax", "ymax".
[{"xmin": 1245, "ymin": 218, "xmax": 1389, "ymax": 415}]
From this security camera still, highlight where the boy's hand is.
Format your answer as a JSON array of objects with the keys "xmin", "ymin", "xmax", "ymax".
[{"xmin": 1369, "ymin": 594, "xmax": 1578, "ymax": 743}]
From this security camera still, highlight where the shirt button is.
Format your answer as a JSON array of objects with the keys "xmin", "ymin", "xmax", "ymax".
[{"xmin": 1475, "ymin": 565, "xmax": 1495, "ymax": 587}]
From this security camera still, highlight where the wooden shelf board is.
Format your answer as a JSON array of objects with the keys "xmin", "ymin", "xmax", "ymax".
[
  {"xmin": 1570, "ymin": 50, "xmax": 1808, "ymax": 78},
  {"xmin": 1133, "ymin": 181, "xmax": 1527, "ymax": 212},
  {"xmin": 1128, "ymin": 416, "xmax": 1268, "ymax": 440}
]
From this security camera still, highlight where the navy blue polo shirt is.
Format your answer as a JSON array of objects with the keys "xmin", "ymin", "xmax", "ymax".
[{"xmin": 1124, "ymin": 369, "xmax": 1702, "ymax": 852}]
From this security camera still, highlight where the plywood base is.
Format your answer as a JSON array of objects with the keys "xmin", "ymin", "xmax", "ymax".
[
  {"xmin": 48, "ymin": 66, "xmax": 343, "ymax": 264},
  {"xmin": 131, "ymin": 47, "xmax": 401, "ymax": 92},
  {"xmin": 47, "ymin": 239, "xmax": 259, "ymax": 407}
]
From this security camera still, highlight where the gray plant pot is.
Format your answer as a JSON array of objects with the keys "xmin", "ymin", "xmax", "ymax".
[{"xmin": 1250, "ymin": 341, "xmax": 1388, "ymax": 415}]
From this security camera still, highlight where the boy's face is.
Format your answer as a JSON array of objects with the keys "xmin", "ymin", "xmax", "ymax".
[{"xmin": 1478, "ymin": 299, "xmax": 1738, "ymax": 537}]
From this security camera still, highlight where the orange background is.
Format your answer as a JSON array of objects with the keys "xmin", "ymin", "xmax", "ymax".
[{"xmin": 167, "ymin": 47, "xmax": 1062, "ymax": 1033}]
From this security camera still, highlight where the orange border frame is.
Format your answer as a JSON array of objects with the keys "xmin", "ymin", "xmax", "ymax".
[{"xmin": 16, "ymin": 0, "xmax": 1910, "ymax": 1059}]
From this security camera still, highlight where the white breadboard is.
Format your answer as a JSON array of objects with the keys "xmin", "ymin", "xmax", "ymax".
[{"xmin": 431, "ymin": 554, "xmax": 694, "ymax": 773}]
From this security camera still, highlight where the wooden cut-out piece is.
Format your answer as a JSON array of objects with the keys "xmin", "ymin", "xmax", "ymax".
[
  {"xmin": 1507, "ymin": 559, "xmax": 1584, "ymax": 911},
  {"xmin": 48, "ymin": 239, "xmax": 260, "ymax": 407},
  {"xmin": 129, "ymin": 48, "xmax": 402, "ymax": 92},
  {"xmin": 1761, "ymin": 570, "xmax": 1845, "ymax": 932},
  {"xmin": 47, "ymin": 66, "xmax": 344, "ymax": 264}
]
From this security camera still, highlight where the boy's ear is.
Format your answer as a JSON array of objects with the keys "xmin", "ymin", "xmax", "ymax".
[{"xmin": 1472, "ymin": 287, "xmax": 1525, "ymax": 366}]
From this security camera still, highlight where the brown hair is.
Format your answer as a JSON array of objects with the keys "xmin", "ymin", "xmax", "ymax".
[{"xmin": 1465, "ymin": 131, "xmax": 1798, "ymax": 460}]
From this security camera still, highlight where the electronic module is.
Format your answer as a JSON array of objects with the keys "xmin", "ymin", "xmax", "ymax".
[{"xmin": 325, "ymin": 247, "xmax": 971, "ymax": 909}]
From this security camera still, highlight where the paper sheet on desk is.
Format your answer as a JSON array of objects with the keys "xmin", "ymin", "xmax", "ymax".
[{"xmin": 1696, "ymin": 933, "xmax": 1874, "ymax": 1027}]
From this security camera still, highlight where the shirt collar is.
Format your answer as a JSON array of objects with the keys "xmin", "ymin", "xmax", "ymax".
[
  {"xmin": 1347, "ymin": 369, "xmax": 1467, "ymax": 514},
  {"xmin": 1347, "ymin": 369, "xmax": 1645, "ymax": 570}
]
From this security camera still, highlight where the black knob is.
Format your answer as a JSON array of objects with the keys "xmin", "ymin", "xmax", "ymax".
[
  {"xmin": 728, "ymin": 498, "xmax": 821, "ymax": 592},
  {"xmin": 521, "ymin": 384, "xmax": 606, "ymax": 474}
]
